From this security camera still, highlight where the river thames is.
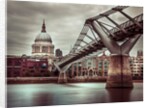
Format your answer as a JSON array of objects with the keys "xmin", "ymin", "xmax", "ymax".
[{"xmin": 7, "ymin": 83, "xmax": 143, "ymax": 107}]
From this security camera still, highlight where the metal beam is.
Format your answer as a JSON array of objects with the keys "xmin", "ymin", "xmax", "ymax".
[
  {"xmin": 90, "ymin": 20, "xmax": 120, "ymax": 54},
  {"xmin": 88, "ymin": 6, "xmax": 128, "ymax": 20},
  {"xmin": 104, "ymin": 15, "xmax": 127, "ymax": 34},
  {"xmin": 121, "ymin": 34, "xmax": 141, "ymax": 54},
  {"xmin": 81, "ymin": 40, "xmax": 95, "ymax": 48},
  {"xmin": 88, "ymin": 25, "xmax": 99, "ymax": 42},
  {"xmin": 85, "ymin": 34, "xmax": 95, "ymax": 41},
  {"xmin": 97, "ymin": 21, "xmax": 115, "ymax": 37}
]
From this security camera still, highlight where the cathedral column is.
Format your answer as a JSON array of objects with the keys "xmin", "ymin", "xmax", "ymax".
[
  {"xmin": 96, "ymin": 57, "xmax": 99, "ymax": 76},
  {"xmin": 81, "ymin": 62, "xmax": 84, "ymax": 76},
  {"xmin": 48, "ymin": 46, "xmax": 50, "ymax": 53},
  {"xmin": 40, "ymin": 46, "xmax": 42, "ymax": 53}
]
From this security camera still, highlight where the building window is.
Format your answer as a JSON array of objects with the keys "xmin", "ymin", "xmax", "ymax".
[
  {"xmin": 104, "ymin": 72, "xmax": 107, "ymax": 76},
  {"xmin": 35, "ymin": 46, "xmax": 40, "ymax": 52},
  {"xmin": 88, "ymin": 62, "xmax": 91, "ymax": 65},
  {"xmin": 99, "ymin": 62, "xmax": 102, "ymax": 65},
  {"xmin": 41, "ymin": 63, "xmax": 47, "ymax": 68},
  {"xmin": 15, "ymin": 60, "xmax": 21, "ymax": 66},
  {"xmin": 42, "ymin": 46, "xmax": 48, "ymax": 53},
  {"xmin": 7, "ymin": 60, "xmax": 13, "ymax": 66},
  {"xmin": 99, "ymin": 66, "xmax": 102, "ymax": 68},
  {"xmin": 40, "ymin": 70, "xmax": 45, "ymax": 73},
  {"xmin": 30, "ymin": 70, "xmax": 34, "ymax": 73}
]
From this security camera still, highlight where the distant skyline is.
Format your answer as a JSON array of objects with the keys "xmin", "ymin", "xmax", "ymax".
[{"xmin": 7, "ymin": 1, "xmax": 143, "ymax": 56}]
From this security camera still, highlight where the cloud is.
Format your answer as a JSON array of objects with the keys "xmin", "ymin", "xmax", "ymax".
[{"xmin": 7, "ymin": 1, "xmax": 143, "ymax": 56}]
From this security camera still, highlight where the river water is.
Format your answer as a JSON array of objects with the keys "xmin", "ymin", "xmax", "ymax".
[{"xmin": 7, "ymin": 83, "xmax": 143, "ymax": 107}]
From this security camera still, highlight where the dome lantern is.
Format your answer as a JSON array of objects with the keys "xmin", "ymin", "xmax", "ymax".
[{"xmin": 42, "ymin": 19, "xmax": 46, "ymax": 32}]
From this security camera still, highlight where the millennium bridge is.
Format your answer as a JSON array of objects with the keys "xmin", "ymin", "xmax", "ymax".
[{"xmin": 54, "ymin": 6, "xmax": 143, "ymax": 88}]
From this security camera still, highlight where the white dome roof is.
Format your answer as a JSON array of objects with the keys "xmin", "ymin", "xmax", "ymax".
[
  {"xmin": 35, "ymin": 32, "xmax": 52, "ymax": 43},
  {"xmin": 34, "ymin": 20, "xmax": 52, "ymax": 43}
]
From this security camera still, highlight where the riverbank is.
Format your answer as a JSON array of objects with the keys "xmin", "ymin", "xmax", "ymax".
[{"xmin": 7, "ymin": 77, "xmax": 143, "ymax": 84}]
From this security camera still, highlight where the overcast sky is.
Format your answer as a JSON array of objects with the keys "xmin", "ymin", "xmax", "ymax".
[{"xmin": 7, "ymin": 1, "xmax": 143, "ymax": 56}]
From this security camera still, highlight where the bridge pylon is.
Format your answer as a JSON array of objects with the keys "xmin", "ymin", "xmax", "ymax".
[
  {"xmin": 54, "ymin": 63, "xmax": 71, "ymax": 83},
  {"xmin": 54, "ymin": 6, "xmax": 142, "ymax": 87},
  {"xmin": 58, "ymin": 72, "xmax": 67, "ymax": 83},
  {"xmin": 88, "ymin": 19, "xmax": 142, "ymax": 88}
]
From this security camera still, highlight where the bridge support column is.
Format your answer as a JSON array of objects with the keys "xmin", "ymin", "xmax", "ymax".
[
  {"xmin": 71, "ymin": 64, "xmax": 74, "ymax": 78},
  {"xmin": 58, "ymin": 72, "xmax": 67, "ymax": 83},
  {"xmin": 96, "ymin": 58, "xmax": 99, "ymax": 76},
  {"xmin": 89, "ymin": 20, "xmax": 142, "ymax": 88},
  {"xmin": 81, "ymin": 62, "xmax": 84, "ymax": 76},
  {"xmin": 106, "ymin": 55, "xmax": 133, "ymax": 88},
  {"xmin": 54, "ymin": 63, "xmax": 71, "ymax": 83},
  {"xmin": 76, "ymin": 63, "xmax": 79, "ymax": 77},
  {"xmin": 102, "ymin": 60, "xmax": 104, "ymax": 77}
]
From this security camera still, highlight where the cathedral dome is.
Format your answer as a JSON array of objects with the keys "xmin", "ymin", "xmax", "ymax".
[
  {"xmin": 35, "ymin": 32, "xmax": 52, "ymax": 43},
  {"xmin": 34, "ymin": 20, "xmax": 52, "ymax": 43},
  {"xmin": 32, "ymin": 20, "xmax": 55, "ymax": 63}
]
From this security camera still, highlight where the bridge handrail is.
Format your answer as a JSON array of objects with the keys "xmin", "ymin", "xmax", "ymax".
[
  {"xmin": 89, "ymin": 6, "xmax": 128, "ymax": 20},
  {"xmin": 69, "ymin": 24, "xmax": 89, "ymax": 54},
  {"xmin": 58, "ymin": 38, "xmax": 101, "ymax": 65}
]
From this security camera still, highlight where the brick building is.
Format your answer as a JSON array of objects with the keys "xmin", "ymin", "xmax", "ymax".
[
  {"xmin": 7, "ymin": 55, "xmax": 49, "ymax": 77},
  {"xmin": 130, "ymin": 51, "xmax": 143, "ymax": 79},
  {"xmin": 69, "ymin": 51, "xmax": 143, "ymax": 79},
  {"xmin": 69, "ymin": 51, "xmax": 110, "ymax": 78}
]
